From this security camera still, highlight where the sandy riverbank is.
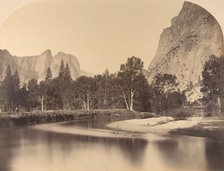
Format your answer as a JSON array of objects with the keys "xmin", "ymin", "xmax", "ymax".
[
  {"xmin": 33, "ymin": 122, "xmax": 143, "ymax": 139},
  {"xmin": 106, "ymin": 116, "xmax": 205, "ymax": 134},
  {"xmin": 32, "ymin": 116, "xmax": 224, "ymax": 141},
  {"xmin": 33, "ymin": 116, "xmax": 206, "ymax": 139}
]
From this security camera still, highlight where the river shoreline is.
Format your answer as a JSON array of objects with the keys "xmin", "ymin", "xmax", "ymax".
[
  {"xmin": 1, "ymin": 110, "xmax": 223, "ymax": 140},
  {"xmin": 0, "ymin": 109, "xmax": 140, "ymax": 128},
  {"xmin": 106, "ymin": 116, "xmax": 224, "ymax": 135},
  {"xmin": 31, "ymin": 115, "xmax": 224, "ymax": 141},
  {"xmin": 2, "ymin": 114, "xmax": 224, "ymax": 171}
]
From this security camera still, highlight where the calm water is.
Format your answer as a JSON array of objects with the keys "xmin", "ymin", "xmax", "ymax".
[{"xmin": 0, "ymin": 119, "xmax": 224, "ymax": 171}]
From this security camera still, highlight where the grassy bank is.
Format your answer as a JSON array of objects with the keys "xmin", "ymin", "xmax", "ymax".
[{"xmin": 0, "ymin": 109, "xmax": 140, "ymax": 128}]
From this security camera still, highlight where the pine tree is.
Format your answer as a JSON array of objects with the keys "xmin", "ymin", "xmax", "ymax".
[
  {"xmin": 27, "ymin": 79, "xmax": 39, "ymax": 110},
  {"xmin": 56, "ymin": 60, "xmax": 73, "ymax": 109},
  {"xmin": 18, "ymin": 84, "xmax": 28, "ymax": 110},
  {"xmin": 58, "ymin": 60, "xmax": 65, "ymax": 79},
  {"xmin": 65, "ymin": 63, "xmax": 72, "ymax": 80},
  {"xmin": 12, "ymin": 70, "xmax": 20, "ymax": 111},
  {"xmin": 5, "ymin": 65, "xmax": 12, "ymax": 80},
  {"xmin": 45, "ymin": 67, "xmax": 52, "ymax": 81},
  {"xmin": 58, "ymin": 60, "xmax": 72, "ymax": 81},
  {"xmin": 2, "ymin": 65, "xmax": 14, "ymax": 111},
  {"xmin": 0, "ymin": 82, "xmax": 7, "ymax": 112},
  {"xmin": 43, "ymin": 67, "xmax": 53, "ymax": 110}
]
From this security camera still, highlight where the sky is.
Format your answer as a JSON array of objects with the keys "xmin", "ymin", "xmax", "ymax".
[{"xmin": 0, "ymin": 0, "xmax": 223, "ymax": 74}]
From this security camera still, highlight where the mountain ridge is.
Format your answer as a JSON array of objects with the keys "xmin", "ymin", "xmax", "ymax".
[{"xmin": 0, "ymin": 49, "xmax": 90, "ymax": 84}]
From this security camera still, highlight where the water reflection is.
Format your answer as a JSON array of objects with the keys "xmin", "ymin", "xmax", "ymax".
[
  {"xmin": 154, "ymin": 136, "xmax": 207, "ymax": 171},
  {"xmin": 205, "ymin": 140, "xmax": 224, "ymax": 171},
  {"xmin": 0, "ymin": 126, "xmax": 147, "ymax": 171},
  {"xmin": 0, "ymin": 121, "xmax": 224, "ymax": 171},
  {"xmin": 0, "ymin": 129, "xmax": 14, "ymax": 171}
]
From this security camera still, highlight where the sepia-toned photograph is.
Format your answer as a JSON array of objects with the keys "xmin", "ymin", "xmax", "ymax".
[{"xmin": 0, "ymin": 0, "xmax": 224, "ymax": 171}]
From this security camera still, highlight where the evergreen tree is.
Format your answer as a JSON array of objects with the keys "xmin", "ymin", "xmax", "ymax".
[
  {"xmin": 1, "ymin": 67, "xmax": 21, "ymax": 111},
  {"xmin": 45, "ymin": 67, "xmax": 52, "ymax": 81},
  {"xmin": 18, "ymin": 84, "xmax": 28, "ymax": 110},
  {"xmin": 12, "ymin": 70, "xmax": 20, "ymax": 110},
  {"xmin": 0, "ymin": 82, "xmax": 7, "ymax": 112},
  {"xmin": 56, "ymin": 60, "xmax": 73, "ymax": 109},
  {"xmin": 58, "ymin": 60, "xmax": 65, "ymax": 79},
  {"xmin": 2, "ymin": 65, "xmax": 14, "ymax": 111},
  {"xmin": 65, "ymin": 63, "xmax": 72, "ymax": 80},
  {"xmin": 27, "ymin": 79, "xmax": 39, "ymax": 110},
  {"xmin": 58, "ymin": 60, "xmax": 72, "ymax": 81}
]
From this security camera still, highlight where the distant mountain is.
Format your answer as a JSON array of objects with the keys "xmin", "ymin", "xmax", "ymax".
[
  {"xmin": 147, "ymin": 2, "xmax": 224, "ymax": 101},
  {"xmin": 0, "ymin": 49, "xmax": 91, "ymax": 84}
]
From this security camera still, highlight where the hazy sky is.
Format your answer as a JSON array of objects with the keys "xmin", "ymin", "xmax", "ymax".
[{"xmin": 0, "ymin": 0, "xmax": 223, "ymax": 74}]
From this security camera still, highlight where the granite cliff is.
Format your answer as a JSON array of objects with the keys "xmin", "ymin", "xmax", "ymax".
[
  {"xmin": 0, "ymin": 49, "xmax": 87, "ymax": 83},
  {"xmin": 148, "ymin": 1, "xmax": 224, "ymax": 101}
]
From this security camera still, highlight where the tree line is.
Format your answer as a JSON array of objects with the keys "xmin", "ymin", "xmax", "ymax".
[
  {"xmin": 201, "ymin": 55, "xmax": 224, "ymax": 115},
  {"xmin": 0, "ymin": 56, "xmax": 185, "ymax": 113}
]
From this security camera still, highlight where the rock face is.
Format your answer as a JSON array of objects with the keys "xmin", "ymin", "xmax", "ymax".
[
  {"xmin": 0, "ymin": 49, "xmax": 86, "ymax": 84},
  {"xmin": 50, "ymin": 51, "xmax": 81, "ymax": 79},
  {"xmin": 148, "ymin": 2, "xmax": 224, "ymax": 91}
]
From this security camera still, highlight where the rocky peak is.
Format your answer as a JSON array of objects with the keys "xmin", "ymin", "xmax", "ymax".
[
  {"xmin": 148, "ymin": 2, "xmax": 224, "ymax": 90},
  {"xmin": 41, "ymin": 49, "xmax": 52, "ymax": 57},
  {"xmin": 0, "ymin": 49, "xmax": 11, "ymax": 57},
  {"xmin": 50, "ymin": 51, "xmax": 81, "ymax": 79}
]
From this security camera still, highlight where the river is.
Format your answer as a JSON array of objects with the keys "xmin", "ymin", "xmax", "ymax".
[{"xmin": 0, "ymin": 119, "xmax": 224, "ymax": 171}]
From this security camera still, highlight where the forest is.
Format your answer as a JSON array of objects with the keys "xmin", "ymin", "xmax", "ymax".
[{"xmin": 0, "ymin": 56, "xmax": 186, "ymax": 113}]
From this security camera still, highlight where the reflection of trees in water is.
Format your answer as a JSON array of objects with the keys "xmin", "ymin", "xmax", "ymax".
[
  {"xmin": 2, "ymin": 123, "xmax": 224, "ymax": 171},
  {"xmin": 0, "ymin": 128, "xmax": 19, "ymax": 171},
  {"xmin": 38, "ymin": 128, "xmax": 224, "ymax": 171},
  {"xmin": 154, "ymin": 139, "xmax": 179, "ymax": 166},
  {"xmin": 41, "ymin": 130, "xmax": 148, "ymax": 166},
  {"xmin": 0, "ymin": 127, "xmax": 148, "ymax": 171},
  {"xmin": 205, "ymin": 140, "xmax": 224, "ymax": 171},
  {"xmin": 154, "ymin": 140, "xmax": 178, "ymax": 158},
  {"xmin": 113, "ymin": 138, "xmax": 148, "ymax": 165},
  {"xmin": 167, "ymin": 121, "xmax": 224, "ymax": 170},
  {"xmin": 155, "ymin": 137, "xmax": 208, "ymax": 170}
]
